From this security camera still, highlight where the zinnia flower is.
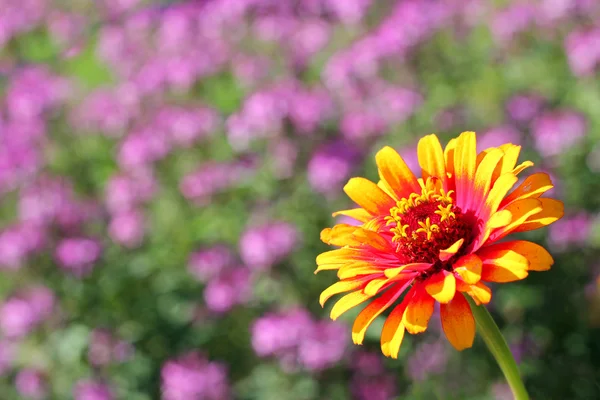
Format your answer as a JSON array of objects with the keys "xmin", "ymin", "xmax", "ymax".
[{"xmin": 316, "ymin": 132, "xmax": 563, "ymax": 357}]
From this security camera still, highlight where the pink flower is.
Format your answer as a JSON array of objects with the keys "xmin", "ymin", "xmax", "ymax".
[
  {"xmin": 109, "ymin": 210, "xmax": 145, "ymax": 248},
  {"xmin": 161, "ymin": 352, "xmax": 230, "ymax": 400},
  {"xmin": 239, "ymin": 222, "xmax": 298, "ymax": 271},
  {"xmin": 55, "ymin": 238, "xmax": 102, "ymax": 277}
]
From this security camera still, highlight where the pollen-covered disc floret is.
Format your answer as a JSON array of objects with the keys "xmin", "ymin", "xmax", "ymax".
[{"xmin": 386, "ymin": 178, "xmax": 474, "ymax": 267}]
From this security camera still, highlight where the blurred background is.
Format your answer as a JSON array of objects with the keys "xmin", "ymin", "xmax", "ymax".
[{"xmin": 0, "ymin": 0, "xmax": 599, "ymax": 399}]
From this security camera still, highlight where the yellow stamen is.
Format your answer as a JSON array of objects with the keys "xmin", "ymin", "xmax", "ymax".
[
  {"xmin": 387, "ymin": 178, "xmax": 456, "ymax": 242},
  {"xmin": 415, "ymin": 217, "xmax": 440, "ymax": 240}
]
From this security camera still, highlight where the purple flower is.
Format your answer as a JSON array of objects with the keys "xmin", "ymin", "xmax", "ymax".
[
  {"xmin": 491, "ymin": 5, "xmax": 535, "ymax": 44},
  {"xmin": 252, "ymin": 310, "xmax": 348, "ymax": 371},
  {"xmin": 0, "ymin": 223, "xmax": 46, "ymax": 270},
  {"xmin": 407, "ymin": 340, "xmax": 448, "ymax": 381},
  {"xmin": 25, "ymin": 286, "xmax": 55, "ymax": 321},
  {"xmin": 287, "ymin": 20, "xmax": 331, "ymax": 68},
  {"xmin": 161, "ymin": 352, "xmax": 230, "ymax": 400},
  {"xmin": 251, "ymin": 310, "xmax": 313, "ymax": 357},
  {"xmin": 0, "ymin": 128, "xmax": 43, "ymax": 193},
  {"xmin": 18, "ymin": 176, "xmax": 94, "ymax": 229},
  {"xmin": 203, "ymin": 269, "xmax": 252, "ymax": 314},
  {"xmin": 351, "ymin": 351, "xmax": 386, "ymax": 376},
  {"xmin": 287, "ymin": 88, "xmax": 333, "ymax": 135},
  {"xmin": 73, "ymin": 380, "xmax": 114, "ymax": 400},
  {"xmin": 15, "ymin": 369, "xmax": 46, "ymax": 399},
  {"xmin": 98, "ymin": 0, "xmax": 141, "ymax": 18},
  {"xmin": 0, "ymin": 287, "xmax": 54, "ymax": 339},
  {"xmin": 226, "ymin": 88, "xmax": 287, "ymax": 150},
  {"xmin": 374, "ymin": 85, "xmax": 422, "ymax": 124},
  {"xmin": 297, "ymin": 320, "xmax": 348, "ymax": 371},
  {"xmin": 307, "ymin": 141, "xmax": 360, "ymax": 196},
  {"xmin": 0, "ymin": 0, "xmax": 47, "ymax": 47},
  {"xmin": 188, "ymin": 245, "xmax": 235, "ymax": 283},
  {"xmin": 105, "ymin": 172, "xmax": 156, "ymax": 213},
  {"xmin": 155, "ymin": 7, "xmax": 193, "ymax": 54},
  {"xmin": 532, "ymin": 110, "xmax": 587, "ymax": 157},
  {"xmin": 323, "ymin": 0, "xmax": 449, "ymax": 90},
  {"xmin": 232, "ymin": 54, "xmax": 271, "ymax": 87},
  {"xmin": 477, "ymin": 125, "xmax": 522, "ymax": 152},
  {"xmin": 506, "ymin": 94, "xmax": 544, "ymax": 123},
  {"xmin": 239, "ymin": 222, "xmax": 298, "ymax": 271},
  {"xmin": 340, "ymin": 112, "xmax": 387, "ymax": 142},
  {"xmin": 352, "ymin": 375, "xmax": 397, "ymax": 400},
  {"xmin": 55, "ymin": 238, "xmax": 102, "ymax": 277},
  {"xmin": 117, "ymin": 129, "xmax": 171, "ymax": 171},
  {"xmin": 548, "ymin": 213, "xmax": 591, "ymax": 251},
  {"xmin": 398, "ymin": 146, "xmax": 420, "ymax": 173},
  {"xmin": 153, "ymin": 106, "xmax": 219, "ymax": 148},
  {"xmin": 326, "ymin": 0, "xmax": 373, "ymax": 24},
  {"xmin": 109, "ymin": 210, "xmax": 145, "ymax": 248},
  {"xmin": 5, "ymin": 66, "xmax": 69, "ymax": 121},
  {"xmin": 46, "ymin": 11, "xmax": 86, "ymax": 49},
  {"xmin": 180, "ymin": 161, "xmax": 254, "ymax": 205},
  {"xmin": 268, "ymin": 139, "xmax": 298, "ymax": 179},
  {"xmin": 565, "ymin": 28, "xmax": 600, "ymax": 77},
  {"xmin": 71, "ymin": 86, "xmax": 140, "ymax": 136},
  {"xmin": 0, "ymin": 298, "xmax": 37, "ymax": 338},
  {"xmin": 537, "ymin": 0, "xmax": 595, "ymax": 25}
]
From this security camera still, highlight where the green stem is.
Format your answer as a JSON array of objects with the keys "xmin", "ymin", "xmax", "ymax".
[{"xmin": 465, "ymin": 295, "xmax": 530, "ymax": 400}]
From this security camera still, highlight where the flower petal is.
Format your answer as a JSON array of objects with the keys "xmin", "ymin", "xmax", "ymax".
[
  {"xmin": 384, "ymin": 263, "xmax": 431, "ymax": 278},
  {"xmin": 453, "ymin": 254, "xmax": 482, "ymax": 284},
  {"xmin": 484, "ymin": 173, "xmax": 519, "ymax": 216},
  {"xmin": 315, "ymin": 248, "xmax": 363, "ymax": 273},
  {"xmin": 491, "ymin": 144, "xmax": 521, "ymax": 183},
  {"xmin": 444, "ymin": 138, "xmax": 458, "ymax": 192},
  {"xmin": 338, "ymin": 265, "xmax": 382, "ymax": 279},
  {"xmin": 441, "ymin": 293, "xmax": 475, "ymax": 351},
  {"xmin": 487, "ymin": 209, "xmax": 512, "ymax": 229},
  {"xmin": 363, "ymin": 277, "xmax": 390, "ymax": 296},
  {"xmin": 512, "ymin": 161, "xmax": 534, "ymax": 176},
  {"xmin": 511, "ymin": 198, "xmax": 564, "ymax": 234},
  {"xmin": 478, "ymin": 243, "xmax": 530, "ymax": 283},
  {"xmin": 418, "ymin": 134, "xmax": 447, "ymax": 188},
  {"xmin": 479, "ymin": 240, "xmax": 553, "ymax": 272},
  {"xmin": 375, "ymin": 146, "xmax": 421, "ymax": 200},
  {"xmin": 471, "ymin": 210, "xmax": 513, "ymax": 252},
  {"xmin": 500, "ymin": 172, "xmax": 554, "ymax": 208},
  {"xmin": 467, "ymin": 282, "xmax": 492, "ymax": 305},
  {"xmin": 351, "ymin": 228, "xmax": 391, "ymax": 252},
  {"xmin": 352, "ymin": 284, "xmax": 407, "ymax": 345},
  {"xmin": 472, "ymin": 148, "xmax": 505, "ymax": 214},
  {"xmin": 425, "ymin": 271, "xmax": 456, "ymax": 303},
  {"xmin": 320, "ymin": 224, "xmax": 359, "ymax": 247},
  {"xmin": 332, "ymin": 208, "xmax": 372, "ymax": 222},
  {"xmin": 488, "ymin": 198, "xmax": 543, "ymax": 242},
  {"xmin": 439, "ymin": 239, "xmax": 464, "ymax": 262},
  {"xmin": 402, "ymin": 286, "xmax": 435, "ymax": 334},
  {"xmin": 330, "ymin": 290, "xmax": 374, "ymax": 320},
  {"xmin": 343, "ymin": 177, "xmax": 395, "ymax": 216},
  {"xmin": 320, "ymin": 279, "xmax": 367, "ymax": 307},
  {"xmin": 453, "ymin": 131, "xmax": 477, "ymax": 210},
  {"xmin": 380, "ymin": 303, "xmax": 408, "ymax": 359}
]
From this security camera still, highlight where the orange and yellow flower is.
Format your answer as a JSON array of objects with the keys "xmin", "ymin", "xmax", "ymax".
[{"xmin": 316, "ymin": 132, "xmax": 563, "ymax": 357}]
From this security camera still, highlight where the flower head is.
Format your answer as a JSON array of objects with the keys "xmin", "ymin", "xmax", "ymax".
[{"xmin": 316, "ymin": 132, "xmax": 563, "ymax": 357}]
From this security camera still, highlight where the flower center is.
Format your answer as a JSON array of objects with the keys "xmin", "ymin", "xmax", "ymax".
[{"xmin": 385, "ymin": 178, "xmax": 475, "ymax": 266}]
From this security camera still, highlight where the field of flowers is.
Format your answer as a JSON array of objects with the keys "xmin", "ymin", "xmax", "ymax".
[{"xmin": 1, "ymin": 0, "xmax": 599, "ymax": 399}]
